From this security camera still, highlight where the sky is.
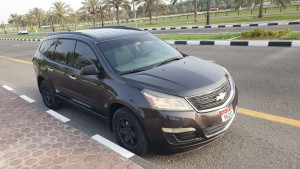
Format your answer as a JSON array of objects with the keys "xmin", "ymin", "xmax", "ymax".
[{"xmin": 0, "ymin": 0, "xmax": 83, "ymax": 24}]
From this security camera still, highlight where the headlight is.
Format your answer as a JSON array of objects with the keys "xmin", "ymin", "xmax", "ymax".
[{"xmin": 141, "ymin": 89, "xmax": 193, "ymax": 111}]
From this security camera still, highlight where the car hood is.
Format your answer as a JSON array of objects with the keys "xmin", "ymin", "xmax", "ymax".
[{"xmin": 123, "ymin": 56, "xmax": 228, "ymax": 97}]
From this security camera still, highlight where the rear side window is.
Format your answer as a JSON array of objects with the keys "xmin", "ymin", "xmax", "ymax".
[
  {"xmin": 54, "ymin": 39, "xmax": 76, "ymax": 66},
  {"xmin": 39, "ymin": 40, "xmax": 57, "ymax": 60},
  {"xmin": 74, "ymin": 41, "xmax": 100, "ymax": 70}
]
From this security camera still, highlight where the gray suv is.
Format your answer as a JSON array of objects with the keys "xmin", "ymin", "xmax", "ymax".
[{"xmin": 32, "ymin": 27, "xmax": 238, "ymax": 155}]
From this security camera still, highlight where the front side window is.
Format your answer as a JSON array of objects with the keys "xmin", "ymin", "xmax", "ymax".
[
  {"xmin": 54, "ymin": 39, "xmax": 76, "ymax": 66},
  {"xmin": 97, "ymin": 33, "xmax": 182, "ymax": 74},
  {"xmin": 74, "ymin": 41, "xmax": 100, "ymax": 70}
]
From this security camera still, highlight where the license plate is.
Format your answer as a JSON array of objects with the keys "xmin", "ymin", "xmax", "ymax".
[{"xmin": 220, "ymin": 105, "xmax": 234, "ymax": 122}]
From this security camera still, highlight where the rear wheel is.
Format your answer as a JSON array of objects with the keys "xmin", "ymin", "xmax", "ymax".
[
  {"xmin": 39, "ymin": 80, "xmax": 61, "ymax": 110},
  {"xmin": 113, "ymin": 107, "xmax": 149, "ymax": 155}
]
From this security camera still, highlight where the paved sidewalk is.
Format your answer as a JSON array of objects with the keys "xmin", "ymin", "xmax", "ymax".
[{"xmin": 0, "ymin": 87, "xmax": 142, "ymax": 169}]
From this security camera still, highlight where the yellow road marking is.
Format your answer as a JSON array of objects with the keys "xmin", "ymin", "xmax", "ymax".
[
  {"xmin": 1, "ymin": 54, "xmax": 299, "ymax": 127},
  {"xmin": 238, "ymin": 108, "xmax": 300, "ymax": 127},
  {"xmin": 0, "ymin": 55, "xmax": 32, "ymax": 65}
]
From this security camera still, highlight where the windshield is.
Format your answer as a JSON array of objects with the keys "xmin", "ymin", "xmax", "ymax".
[{"xmin": 97, "ymin": 33, "xmax": 182, "ymax": 74}]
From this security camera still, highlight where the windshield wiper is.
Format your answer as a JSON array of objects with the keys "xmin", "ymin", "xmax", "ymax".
[
  {"xmin": 152, "ymin": 57, "xmax": 182, "ymax": 68},
  {"xmin": 118, "ymin": 67, "xmax": 151, "ymax": 75}
]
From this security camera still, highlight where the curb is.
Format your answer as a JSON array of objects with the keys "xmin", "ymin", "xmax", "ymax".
[
  {"xmin": 166, "ymin": 40, "xmax": 300, "ymax": 47},
  {"xmin": 0, "ymin": 84, "xmax": 158, "ymax": 169},
  {"xmin": 2, "ymin": 38, "xmax": 299, "ymax": 47},
  {"xmin": 0, "ymin": 38, "xmax": 41, "ymax": 41},
  {"xmin": 143, "ymin": 21, "xmax": 300, "ymax": 31}
]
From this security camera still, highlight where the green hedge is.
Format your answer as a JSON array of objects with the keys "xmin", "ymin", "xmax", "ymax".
[{"xmin": 241, "ymin": 28, "xmax": 292, "ymax": 39}]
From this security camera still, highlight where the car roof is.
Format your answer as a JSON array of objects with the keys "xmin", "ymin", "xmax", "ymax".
[{"xmin": 47, "ymin": 28, "xmax": 147, "ymax": 42}]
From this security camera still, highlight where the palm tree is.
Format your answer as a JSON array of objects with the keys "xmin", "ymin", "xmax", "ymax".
[
  {"xmin": 51, "ymin": 1, "xmax": 72, "ymax": 30},
  {"xmin": 171, "ymin": 0, "xmax": 198, "ymax": 22},
  {"xmin": 104, "ymin": 0, "xmax": 131, "ymax": 26},
  {"xmin": 69, "ymin": 11, "xmax": 81, "ymax": 29},
  {"xmin": 29, "ymin": 8, "xmax": 44, "ymax": 31},
  {"xmin": 135, "ymin": 0, "xmax": 168, "ymax": 25},
  {"xmin": 81, "ymin": 0, "xmax": 100, "ymax": 28},
  {"xmin": 234, "ymin": 0, "xmax": 291, "ymax": 18},
  {"xmin": 8, "ymin": 13, "xmax": 19, "ymax": 31},
  {"xmin": 25, "ymin": 14, "xmax": 34, "ymax": 31}
]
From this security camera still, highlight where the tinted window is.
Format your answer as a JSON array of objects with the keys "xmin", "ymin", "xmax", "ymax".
[
  {"xmin": 54, "ymin": 39, "xmax": 76, "ymax": 66},
  {"xmin": 74, "ymin": 41, "xmax": 100, "ymax": 69},
  {"xmin": 40, "ymin": 39, "xmax": 57, "ymax": 60}
]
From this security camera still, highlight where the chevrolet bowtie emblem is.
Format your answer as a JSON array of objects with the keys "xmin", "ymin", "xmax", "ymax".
[{"xmin": 216, "ymin": 92, "xmax": 226, "ymax": 101}]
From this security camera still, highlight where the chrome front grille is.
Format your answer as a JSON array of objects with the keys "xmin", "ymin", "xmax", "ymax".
[{"xmin": 187, "ymin": 80, "xmax": 231, "ymax": 112}]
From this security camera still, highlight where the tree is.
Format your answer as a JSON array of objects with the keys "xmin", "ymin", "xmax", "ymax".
[
  {"xmin": 69, "ymin": 11, "xmax": 81, "ymax": 29},
  {"xmin": 171, "ymin": 0, "xmax": 198, "ymax": 22},
  {"xmin": 8, "ymin": 13, "xmax": 19, "ymax": 31},
  {"xmin": 234, "ymin": 0, "xmax": 290, "ymax": 18},
  {"xmin": 104, "ymin": 0, "xmax": 131, "ymax": 25},
  {"xmin": 29, "ymin": 8, "xmax": 44, "ymax": 31},
  {"xmin": 25, "ymin": 14, "xmax": 35, "ymax": 31},
  {"xmin": 81, "ymin": 0, "xmax": 100, "ymax": 28},
  {"xmin": 135, "ymin": 0, "xmax": 168, "ymax": 25},
  {"xmin": 51, "ymin": 1, "xmax": 72, "ymax": 30}
]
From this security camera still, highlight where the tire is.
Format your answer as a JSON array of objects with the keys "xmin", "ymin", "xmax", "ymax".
[
  {"xmin": 113, "ymin": 107, "xmax": 149, "ymax": 155},
  {"xmin": 39, "ymin": 80, "xmax": 61, "ymax": 110}
]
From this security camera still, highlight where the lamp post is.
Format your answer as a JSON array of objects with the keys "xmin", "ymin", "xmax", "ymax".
[
  {"xmin": 133, "ymin": 2, "xmax": 137, "ymax": 28},
  {"xmin": 206, "ymin": 0, "xmax": 210, "ymax": 25}
]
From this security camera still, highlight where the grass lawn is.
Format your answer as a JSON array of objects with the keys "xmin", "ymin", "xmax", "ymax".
[
  {"xmin": 156, "ymin": 33, "xmax": 241, "ymax": 40},
  {"xmin": 0, "ymin": 32, "xmax": 299, "ymax": 41},
  {"xmin": 280, "ymin": 31, "xmax": 300, "ymax": 40}
]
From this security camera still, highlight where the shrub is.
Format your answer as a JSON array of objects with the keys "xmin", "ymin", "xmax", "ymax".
[{"xmin": 240, "ymin": 28, "xmax": 292, "ymax": 39}]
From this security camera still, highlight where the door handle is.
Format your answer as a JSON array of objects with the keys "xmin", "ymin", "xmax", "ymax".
[
  {"xmin": 48, "ymin": 67, "xmax": 53, "ymax": 72},
  {"xmin": 69, "ymin": 75, "xmax": 76, "ymax": 80}
]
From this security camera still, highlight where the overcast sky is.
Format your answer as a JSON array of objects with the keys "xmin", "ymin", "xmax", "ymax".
[{"xmin": 0, "ymin": 0, "xmax": 83, "ymax": 24}]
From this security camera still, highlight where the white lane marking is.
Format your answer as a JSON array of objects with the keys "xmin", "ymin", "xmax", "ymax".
[
  {"xmin": 187, "ymin": 41, "xmax": 200, "ymax": 45},
  {"xmin": 2, "ymin": 85, "xmax": 14, "ymax": 91},
  {"xmin": 166, "ymin": 40, "xmax": 175, "ymax": 45},
  {"xmin": 92, "ymin": 134, "xmax": 135, "ymax": 159},
  {"xmin": 292, "ymin": 41, "xmax": 300, "ymax": 47},
  {"xmin": 248, "ymin": 41, "xmax": 269, "ymax": 47},
  {"xmin": 214, "ymin": 41, "xmax": 231, "ymax": 46},
  {"xmin": 19, "ymin": 95, "xmax": 35, "ymax": 103},
  {"xmin": 13, "ymin": 45, "xmax": 20, "ymax": 47},
  {"xmin": 46, "ymin": 110, "xmax": 70, "ymax": 123}
]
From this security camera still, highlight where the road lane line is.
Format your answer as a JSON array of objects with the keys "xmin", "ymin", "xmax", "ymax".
[
  {"xmin": 238, "ymin": 108, "xmax": 300, "ymax": 127},
  {"xmin": 92, "ymin": 134, "xmax": 135, "ymax": 158},
  {"xmin": 2, "ymin": 85, "xmax": 14, "ymax": 91},
  {"xmin": 0, "ymin": 55, "xmax": 32, "ymax": 65},
  {"xmin": 19, "ymin": 95, "xmax": 35, "ymax": 103},
  {"xmin": 46, "ymin": 110, "xmax": 70, "ymax": 123}
]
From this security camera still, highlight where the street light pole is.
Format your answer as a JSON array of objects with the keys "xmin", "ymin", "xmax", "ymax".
[
  {"xmin": 206, "ymin": 0, "xmax": 210, "ymax": 25},
  {"xmin": 133, "ymin": 2, "xmax": 137, "ymax": 28}
]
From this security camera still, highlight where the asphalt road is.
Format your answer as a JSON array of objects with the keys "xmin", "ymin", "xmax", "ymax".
[
  {"xmin": 150, "ymin": 25, "xmax": 300, "ymax": 34},
  {"xmin": 0, "ymin": 41, "xmax": 299, "ymax": 169}
]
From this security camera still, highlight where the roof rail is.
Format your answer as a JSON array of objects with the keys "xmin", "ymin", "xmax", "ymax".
[
  {"xmin": 94, "ymin": 26, "xmax": 142, "ymax": 31},
  {"xmin": 47, "ymin": 31, "xmax": 97, "ymax": 39}
]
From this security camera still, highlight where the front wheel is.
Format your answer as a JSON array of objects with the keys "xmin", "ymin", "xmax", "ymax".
[
  {"xmin": 113, "ymin": 107, "xmax": 149, "ymax": 155},
  {"xmin": 39, "ymin": 80, "xmax": 61, "ymax": 110}
]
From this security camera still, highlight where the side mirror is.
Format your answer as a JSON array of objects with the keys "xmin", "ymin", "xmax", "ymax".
[{"xmin": 80, "ymin": 64, "xmax": 102, "ymax": 75}]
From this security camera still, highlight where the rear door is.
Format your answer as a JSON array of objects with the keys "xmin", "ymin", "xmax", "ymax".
[
  {"xmin": 68, "ymin": 41, "xmax": 109, "ymax": 114},
  {"xmin": 47, "ymin": 39, "xmax": 76, "ymax": 98}
]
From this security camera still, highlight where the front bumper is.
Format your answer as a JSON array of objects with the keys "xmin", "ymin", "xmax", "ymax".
[{"xmin": 144, "ymin": 85, "xmax": 238, "ymax": 154}]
